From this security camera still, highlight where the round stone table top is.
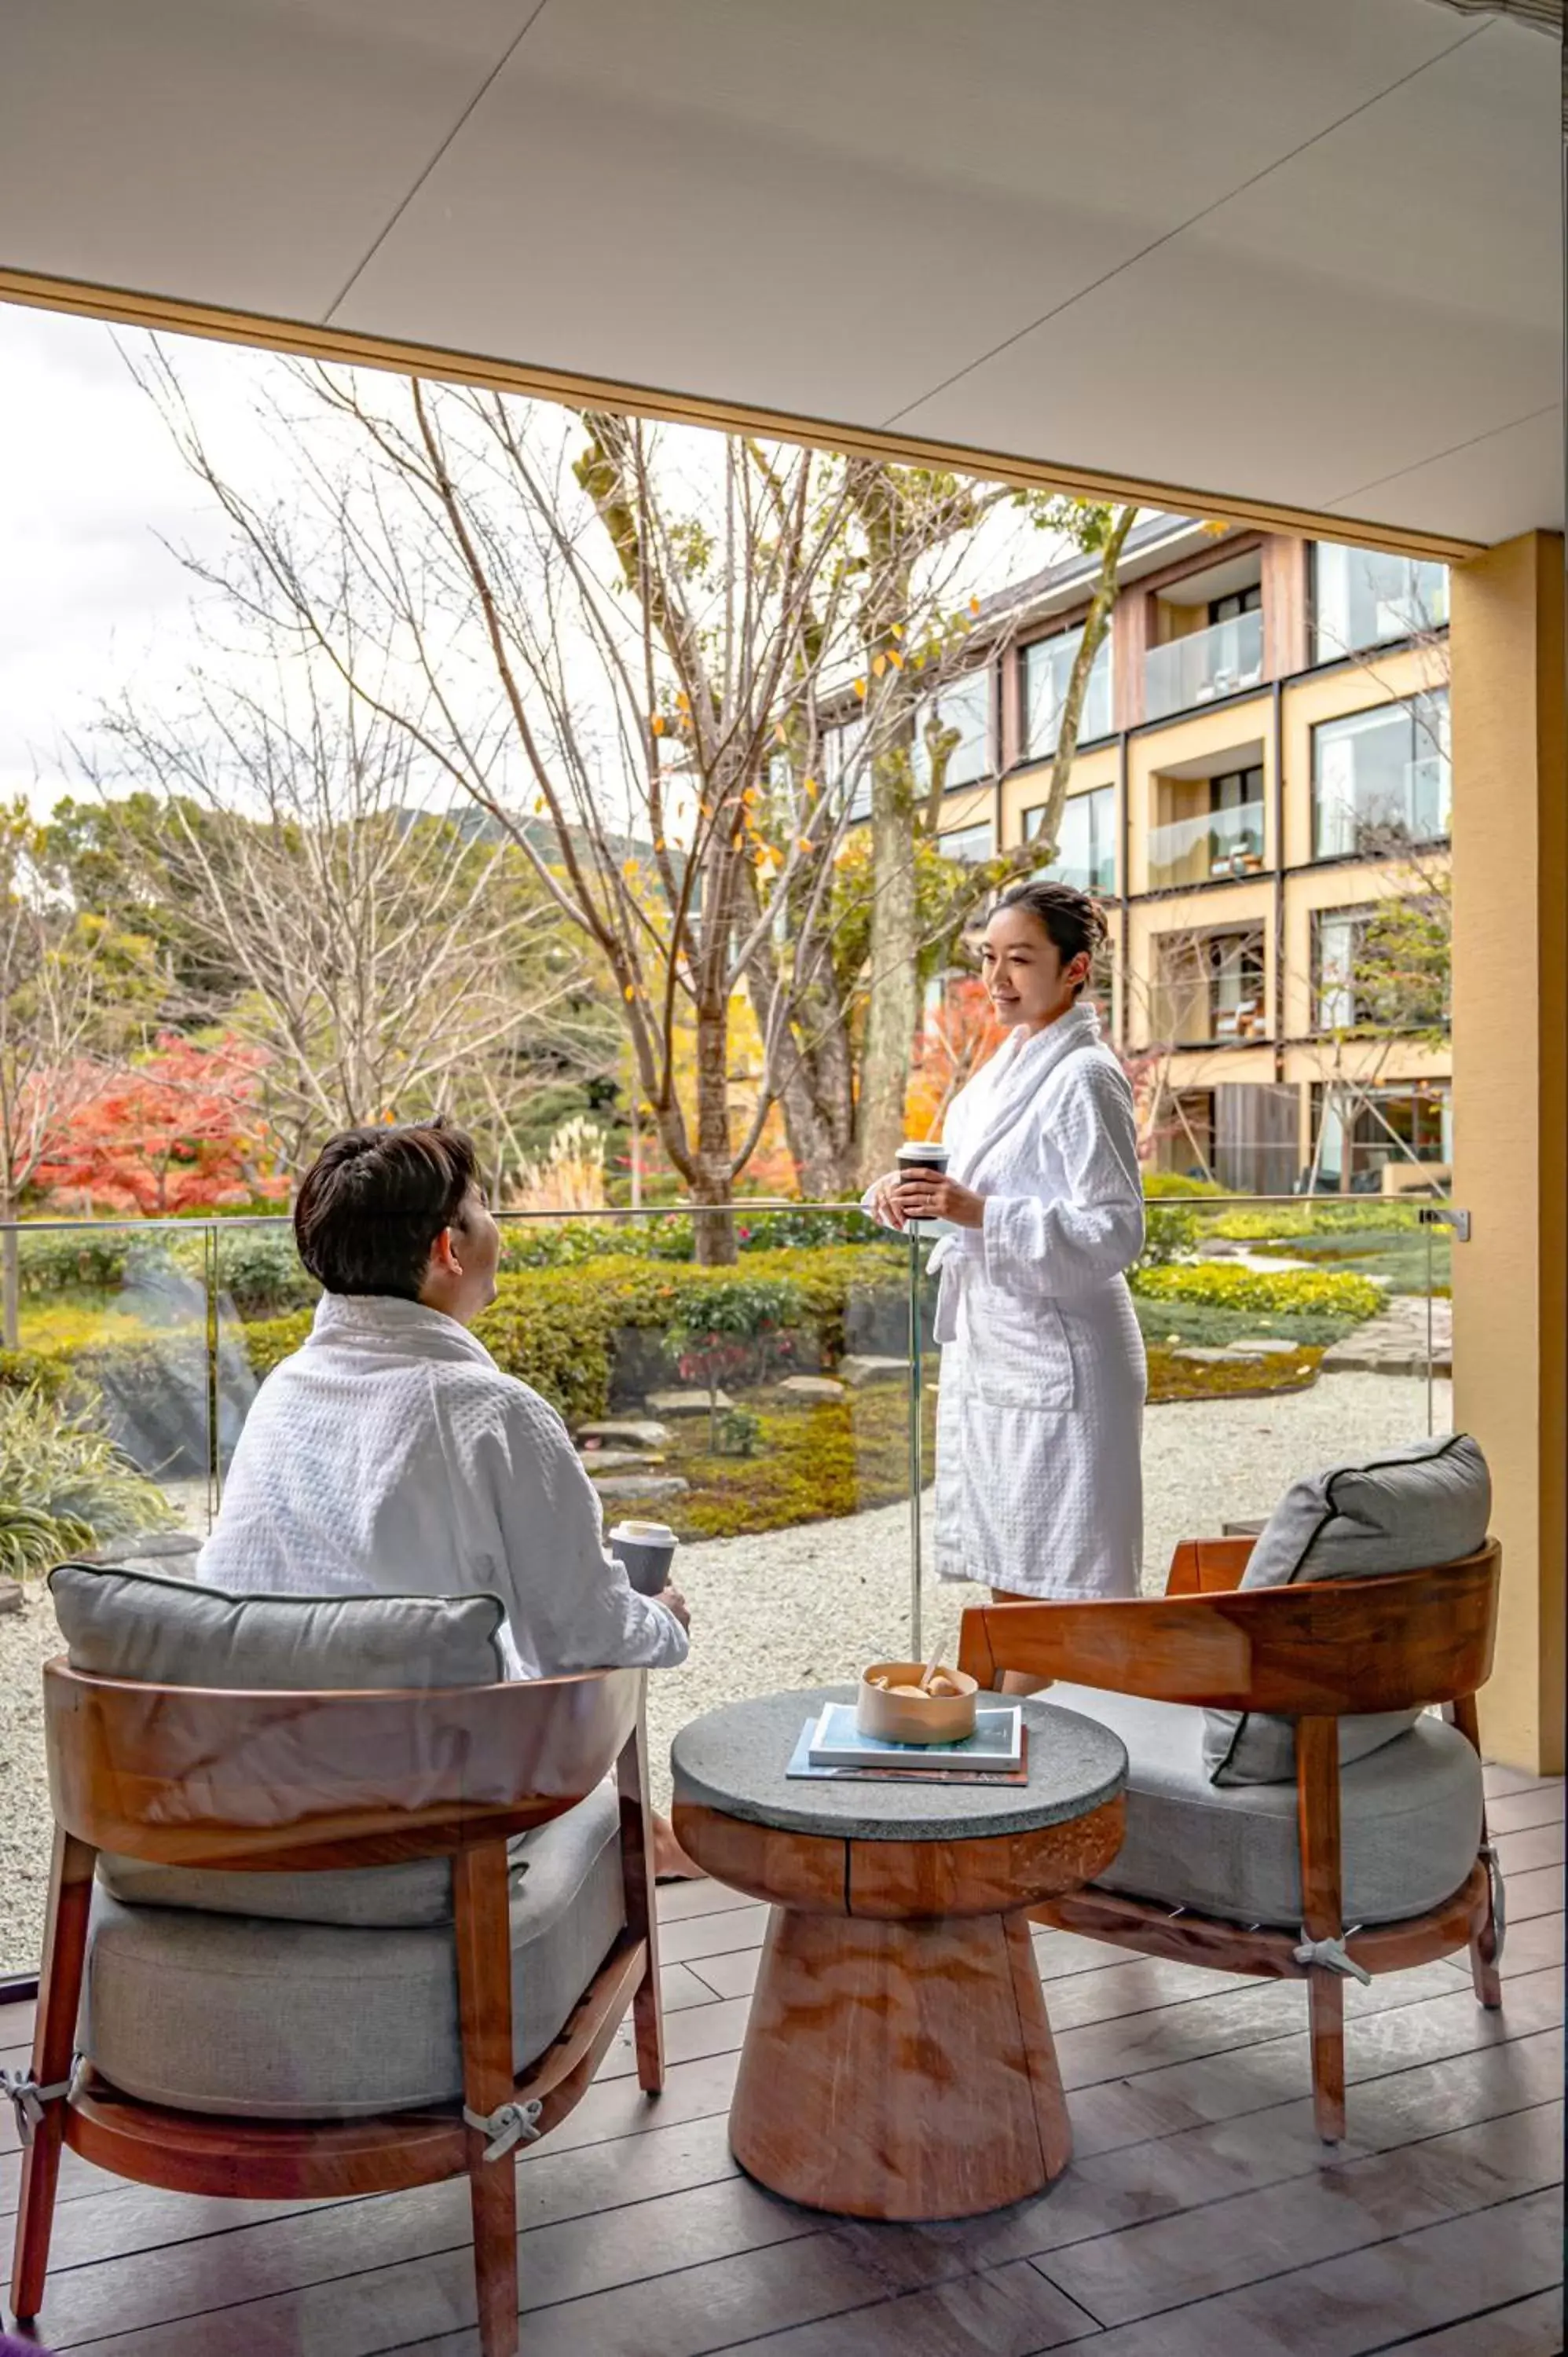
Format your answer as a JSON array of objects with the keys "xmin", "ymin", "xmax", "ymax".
[{"xmin": 670, "ymin": 1684, "xmax": 1127, "ymax": 1845}]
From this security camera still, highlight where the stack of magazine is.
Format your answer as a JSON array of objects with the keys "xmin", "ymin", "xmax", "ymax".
[{"xmin": 786, "ymin": 1700, "xmax": 1028, "ymax": 1787}]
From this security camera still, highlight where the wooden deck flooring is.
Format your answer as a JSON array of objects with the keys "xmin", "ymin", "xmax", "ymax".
[{"xmin": 2, "ymin": 1765, "xmax": 1562, "ymax": 2357}]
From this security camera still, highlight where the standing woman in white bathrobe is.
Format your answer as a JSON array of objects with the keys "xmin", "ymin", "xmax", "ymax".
[{"xmin": 870, "ymin": 879, "xmax": 1146, "ymax": 1605}]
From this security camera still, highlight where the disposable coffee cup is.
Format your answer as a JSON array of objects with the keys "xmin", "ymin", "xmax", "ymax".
[
  {"xmin": 609, "ymin": 1519, "xmax": 679, "ymax": 1596},
  {"xmin": 895, "ymin": 1140, "xmax": 953, "ymax": 1239}
]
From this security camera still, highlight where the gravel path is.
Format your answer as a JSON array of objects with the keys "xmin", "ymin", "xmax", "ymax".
[{"xmin": 0, "ymin": 1373, "xmax": 1449, "ymax": 1974}]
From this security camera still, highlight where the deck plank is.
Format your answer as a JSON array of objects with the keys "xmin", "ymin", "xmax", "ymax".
[{"xmin": 5, "ymin": 1876, "xmax": 1560, "ymax": 2357}]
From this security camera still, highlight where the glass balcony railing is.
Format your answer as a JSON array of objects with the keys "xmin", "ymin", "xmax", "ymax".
[
  {"xmin": 2, "ymin": 1191, "xmax": 1460, "ymax": 1983},
  {"xmin": 1145, "ymin": 607, "xmax": 1265, "ymax": 722},
  {"xmin": 1147, "ymin": 799, "xmax": 1266, "ymax": 889}
]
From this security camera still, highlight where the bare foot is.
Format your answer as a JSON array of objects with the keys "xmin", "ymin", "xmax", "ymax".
[{"xmin": 653, "ymin": 1813, "xmax": 705, "ymax": 1882}]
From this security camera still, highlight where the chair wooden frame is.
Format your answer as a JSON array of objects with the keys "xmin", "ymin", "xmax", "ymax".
[
  {"xmin": 9, "ymin": 1658, "xmax": 665, "ymax": 2357},
  {"xmin": 956, "ymin": 1538, "xmax": 1504, "ymax": 2143}
]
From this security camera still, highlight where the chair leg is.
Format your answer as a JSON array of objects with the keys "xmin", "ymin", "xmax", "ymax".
[
  {"xmin": 10, "ymin": 1831, "xmax": 95, "ymax": 2323},
  {"xmin": 1469, "ymin": 1874, "xmax": 1504, "ymax": 2011},
  {"xmin": 1307, "ymin": 1967, "xmax": 1346, "ymax": 2144},
  {"xmin": 617, "ymin": 1713, "xmax": 665, "ymax": 2096},
  {"xmin": 452, "ymin": 1844, "xmax": 520, "ymax": 2357}
]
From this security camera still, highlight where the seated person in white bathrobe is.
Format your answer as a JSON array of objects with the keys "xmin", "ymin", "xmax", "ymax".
[{"xmin": 200, "ymin": 1120, "xmax": 696, "ymax": 1868}]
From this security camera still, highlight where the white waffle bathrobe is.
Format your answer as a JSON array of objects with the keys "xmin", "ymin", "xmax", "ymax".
[
  {"xmin": 873, "ymin": 1003, "xmax": 1146, "ymax": 1598},
  {"xmin": 198, "ymin": 1292, "xmax": 689, "ymax": 1679}
]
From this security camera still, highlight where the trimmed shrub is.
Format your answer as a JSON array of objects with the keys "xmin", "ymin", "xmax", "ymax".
[
  {"xmin": 213, "ymin": 1229, "xmax": 317, "ymax": 1319},
  {"xmin": 1207, "ymin": 1203, "xmax": 1421, "ymax": 1242},
  {"xmin": 1132, "ymin": 1261, "xmax": 1384, "ymax": 1321},
  {"xmin": 1141, "ymin": 1173, "xmax": 1225, "ymax": 1199},
  {"xmin": 238, "ymin": 1244, "xmax": 908, "ymax": 1430},
  {"xmin": 0, "ymin": 1347, "xmax": 72, "ymax": 1400}
]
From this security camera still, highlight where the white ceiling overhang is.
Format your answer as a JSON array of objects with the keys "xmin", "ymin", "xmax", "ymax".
[{"xmin": 1, "ymin": 0, "xmax": 1560, "ymax": 555}]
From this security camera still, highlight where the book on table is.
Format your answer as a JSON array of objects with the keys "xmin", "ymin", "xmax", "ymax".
[{"xmin": 804, "ymin": 1701, "xmax": 1024, "ymax": 1774}]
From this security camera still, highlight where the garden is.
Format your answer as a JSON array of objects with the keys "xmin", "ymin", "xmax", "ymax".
[{"xmin": 0, "ymin": 1190, "xmax": 1438, "ymax": 1575}]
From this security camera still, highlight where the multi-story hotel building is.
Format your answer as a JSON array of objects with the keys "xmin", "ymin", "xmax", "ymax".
[{"xmin": 909, "ymin": 514, "xmax": 1452, "ymax": 1195}]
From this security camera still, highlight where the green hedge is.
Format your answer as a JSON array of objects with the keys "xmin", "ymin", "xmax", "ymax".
[
  {"xmin": 240, "ymin": 1244, "xmax": 906, "ymax": 1428},
  {"xmin": 1131, "ymin": 1261, "xmax": 1384, "ymax": 1321}
]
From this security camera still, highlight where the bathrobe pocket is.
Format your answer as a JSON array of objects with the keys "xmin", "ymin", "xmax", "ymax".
[{"xmin": 967, "ymin": 1285, "xmax": 1077, "ymax": 1412}]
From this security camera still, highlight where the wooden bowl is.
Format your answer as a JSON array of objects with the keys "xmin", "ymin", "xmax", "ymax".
[{"xmin": 856, "ymin": 1662, "xmax": 979, "ymax": 1746}]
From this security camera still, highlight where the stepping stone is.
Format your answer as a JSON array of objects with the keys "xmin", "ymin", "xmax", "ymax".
[
  {"xmin": 838, "ymin": 1354, "xmax": 910, "ymax": 1388},
  {"xmin": 1229, "ymin": 1338, "xmax": 1304, "ymax": 1357},
  {"xmin": 592, "ymin": 1473, "xmax": 690, "ymax": 1501},
  {"xmin": 577, "ymin": 1419, "xmax": 672, "ymax": 1449},
  {"xmin": 776, "ymin": 1375, "xmax": 845, "ymax": 1400},
  {"xmin": 646, "ymin": 1390, "xmax": 731, "ymax": 1417},
  {"xmin": 1171, "ymin": 1346, "xmax": 1240, "ymax": 1365},
  {"xmin": 577, "ymin": 1448, "xmax": 661, "ymax": 1474}
]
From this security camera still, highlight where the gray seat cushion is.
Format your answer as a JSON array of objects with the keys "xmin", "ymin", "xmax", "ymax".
[
  {"xmin": 1203, "ymin": 1434, "xmax": 1490, "ymax": 1787},
  {"xmin": 49, "ymin": 1561, "xmax": 511, "ymax": 1929},
  {"xmin": 1050, "ymin": 1682, "xmax": 1482, "ymax": 1929},
  {"xmin": 80, "ymin": 1783, "xmax": 628, "ymax": 2119}
]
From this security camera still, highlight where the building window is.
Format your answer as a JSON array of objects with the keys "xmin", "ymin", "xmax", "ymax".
[
  {"xmin": 1312, "ymin": 691, "xmax": 1450, "ymax": 860},
  {"xmin": 1022, "ymin": 625, "xmax": 1113, "ymax": 759},
  {"xmin": 1310, "ymin": 1082, "xmax": 1452, "ymax": 1193},
  {"xmin": 1312, "ymin": 544, "xmax": 1449, "ymax": 662},
  {"xmin": 913, "ymin": 669, "xmax": 992, "ymax": 796},
  {"xmin": 1022, "ymin": 784, "xmax": 1116, "ymax": 892},
  {"xmin": 1152, "ymin": 926, "xmax": 1266, "ymax": 1045},
  {"xmin": 1210, "ymin": 583, "xmax": 1262, "ymax": 627},
  {"xmin": 937, "ymin": 818, "xmax": 994, "ymax": 865}
]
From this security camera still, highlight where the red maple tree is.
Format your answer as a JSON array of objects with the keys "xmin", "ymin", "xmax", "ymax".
[{"xmin": 33, "ymin": 1033, "xmax": 288, "ymax": 1215}]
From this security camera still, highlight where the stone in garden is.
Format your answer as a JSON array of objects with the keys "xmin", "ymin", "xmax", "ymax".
[
  {"xmin": 646, "ymin": 1390, "xmax": 731, "ymax": 1417},
  {"xmin": 1229, "ymin": 1339, "xmax": 1302, "ymax": 1357},
  {"xmin": 0, "ymin": 1581, "xmax": 21, "ymax": 1616},
  {"xmin": 776, "ymin": 1375, "xmax": 846, "ymax": 1400},
  {"xmin": 592, "ymin": 1474, "xmax": 691, "ymax": 1501},
  {"xmin": 577, "ymin": 1419, "xmax": 672, "ymax": 1450},
  {"xmin": 577, "ymin": 1449, "xmax": 661, "ymax": 1475},
  {"xmin": 837, "ymin": 1354, "xmax": 910, "ymax": 1388},
  {"xmin": 1171, "ymin": 1346, "xmax": 1244, "ymax": 1365}
]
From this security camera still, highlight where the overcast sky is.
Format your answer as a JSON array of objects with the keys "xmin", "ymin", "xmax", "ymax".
[
  {"xmin": 0, "ymin": 299, "xmax": 1061, "ymax": 819},
  {"xmin": 0, "ymin": 303, "xmax": 293, "ymax": 805}
]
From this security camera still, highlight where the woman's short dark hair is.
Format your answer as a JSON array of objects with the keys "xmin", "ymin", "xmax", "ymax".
[
  {"xmin": 294, "ymin": 1122, "xmax": 481, "ymax": 1299},
  {"xmin": 991, "ymin": 878, "xmax": 1109, "ymax": 997}
]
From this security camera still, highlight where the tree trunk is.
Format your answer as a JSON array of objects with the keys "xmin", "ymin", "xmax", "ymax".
[
  {"xmin": 857, "ymin": 739, "xmax": 919, "ymax": 1188},
  {"xmin": 692, "ymin": 992, "xmax": 737, "ymax": 1266},
  {"xmin": 2, "ymin": 1218, "xmax": 18, "ymax": 1352},
  {"xmin": 1026, "ymin": 504, "xmax": 1138, "ymax": 864}
]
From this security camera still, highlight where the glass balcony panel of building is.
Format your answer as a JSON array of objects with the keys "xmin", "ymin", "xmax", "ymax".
[
  {"xmin": 1022, "ymin": 782, "xmax": 1116, "ymax": 891},
  {"xmin": 1144, "ymin": 603, "xmax": 1265, "ymax": 723},
  {"xmin": 1147, "ymin": 790, "xmax": 1266, "ymax": 890},
  {"xmin": 1021, "ymin": 625, "xmax": 1113, "ymax": 758},
  {"xmin": 1312, "ymin": 542, "xmax": 1450, "ymax": 662},
  {"xmin": 1313, "ymin": 691, "xmax": 1451, "ymax": 860}
]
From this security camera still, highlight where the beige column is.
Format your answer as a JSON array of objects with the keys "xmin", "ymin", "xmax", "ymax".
[{"xmin": 1450, "ymin": 530, "xmax": 1566, "ymax": 1773}]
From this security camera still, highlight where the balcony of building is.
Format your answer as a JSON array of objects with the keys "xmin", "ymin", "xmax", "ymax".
[
  {"xmin": 1144, "ymin": 552, "xmax": 1266, "ymax": 723},
  {"xmin": 1151, "ymin": 925, "xmax": 1268, "ymax": 1047}
]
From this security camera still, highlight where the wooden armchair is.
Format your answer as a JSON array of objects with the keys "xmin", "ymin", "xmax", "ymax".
[
  {"xmin": 9, "ymin": 1659, "xmax": 662, "ymax": 2357},
  {"xmin": 957, "ymin": 1536, "xmax": 1503, "ymax": 2143}
]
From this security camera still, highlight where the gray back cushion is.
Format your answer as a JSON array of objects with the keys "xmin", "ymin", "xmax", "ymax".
[
  {"xmin": 1203, "ymin": 1434, "xmax": 1490, "ymax": 1788},
  {"xmin": 49, "ymin": 1563, "xmax": 510, "ymax": 1926}
]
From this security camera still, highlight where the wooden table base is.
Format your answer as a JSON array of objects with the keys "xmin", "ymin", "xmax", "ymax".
[{"xmin": 729, "ymin": 1902, "xmax": 1071, "ymax": 2220}]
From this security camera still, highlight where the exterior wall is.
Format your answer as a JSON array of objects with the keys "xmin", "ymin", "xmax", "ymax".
[{"xmin": 1449, "ymin": 531, "xmax": 1566, "ymax": 1776}]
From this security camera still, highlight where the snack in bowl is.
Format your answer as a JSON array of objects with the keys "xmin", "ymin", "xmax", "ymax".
[{"xmin": 857, "ymin": 1661, "xmax": 979, "ymax": 1746}]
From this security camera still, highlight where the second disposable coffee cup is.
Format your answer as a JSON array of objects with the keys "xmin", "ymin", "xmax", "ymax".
[
  {"xmin": 609, "ymin": 1519, "xmax": 679, "ymax": 1596},
  {"xmin": 896, "ymin": 1139, "xmax": 951, "ymax": 1237}
]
